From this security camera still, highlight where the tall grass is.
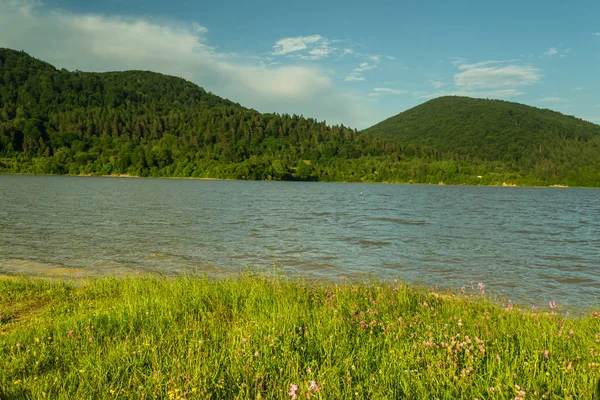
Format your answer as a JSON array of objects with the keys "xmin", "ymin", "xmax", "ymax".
[{"xmin": 1, "ymin": 273, "xmax": 599, "ymax": 399}]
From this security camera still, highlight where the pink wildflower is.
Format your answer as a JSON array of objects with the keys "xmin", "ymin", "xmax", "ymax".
[
  {"xmin": 242, "ymin": 337, "xmax": 247, "ymax": 343},
  {"xmin": 16, "ymin": 343, "xmax": 21, "ymax": 348},
  {"xmin": 88, "ymin": 337, "xmax": 93, "ymax": 342},
  {"xmin": 68, "ymin": 330, "xmax": 74, "ymax": 335},
  {"xmin": 309, "ymin": 380, "xmax": 321, "ymax": 392},
  {"xmin": 543, "ymin": 350, "xmax": 549, "ymax": 359},
  {"xmin": 288, "ymin": 383, "xmax": 299, "ymax": 400},
  {"xmin": 549, "ymin": 301, "xmax": 557, "ymax": 309}
]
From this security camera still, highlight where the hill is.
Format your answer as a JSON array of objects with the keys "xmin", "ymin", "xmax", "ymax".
[
  {"xmin": 0, "ymin": 48, "xmax": 393, "ymax": 181},
  {"xmin": 364, "ymin": 96, "xmax": 600, "ymax": 185},
  {"xmin": 1, "ymin": 48, "xmax": 600, "ymax": 186}
]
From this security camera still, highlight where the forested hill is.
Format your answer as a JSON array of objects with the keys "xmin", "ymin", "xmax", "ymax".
[
  {"xmin": 364, "ymin": 96, "xmax": 600, "ymax": 164},
  {"xmin": 2, "ymin": 48, "xmax": 600, "ymax": 186},
  {"xmin": 0, "ymin": 48, "xmax": 395, "ymax": 181}
]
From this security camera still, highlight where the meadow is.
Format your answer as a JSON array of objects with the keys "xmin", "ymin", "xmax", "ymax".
[{"xmin": 1, "ymin": 271, "xmax": 599, "ymax": 399}]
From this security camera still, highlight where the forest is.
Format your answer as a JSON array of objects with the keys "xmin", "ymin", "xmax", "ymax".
[{"xmin": 2, "ymin": 48, "xmax": 600, "ymax": 186}]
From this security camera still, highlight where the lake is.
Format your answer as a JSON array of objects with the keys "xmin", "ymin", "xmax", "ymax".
[{"xmin": 1, "ymin": 175, "xmax": 599, "ymax": 310}]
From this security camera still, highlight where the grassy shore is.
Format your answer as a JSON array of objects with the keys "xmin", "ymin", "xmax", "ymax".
[{"xmin": 1, "ymin": 273, "xmax": 599, "ymax": 399}]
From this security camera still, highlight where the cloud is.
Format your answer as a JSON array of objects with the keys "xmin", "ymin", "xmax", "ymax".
[
  {"xmin": 559, "ymin": 48, "xmax": 571, "ymax": 58},
  {"xmin": 0, "ymin": 0, "xmax": 377, "ymax": 128},
  {"xmin": 593, "ymin": 32, "xmax": 600, "ymax": 36},
  {"xmin": 371, "ymin": 88, "xmax": 408, "ymax": 95},
  {"xmin": 428, "ymin": 80, "xmax": 446, "ymax": 89},
  {"xmin": 344, "ymin": 62, "xmax": 378, "ymax": 82},
  {"xmin": 272, "ymin": 35, "xmax": 323, "ymax": 56},
  {"xmin": 344, "ymin": 73, "xmax": 365, "ymax": 82},
  {"xmin": 454, "ymin": 63, "xmax": 540, "ymax": 89},
  {"xmin": 543, "ymin": 46, "xmax": 571, "ymax": 58},
  {"xmin": 354, "ymin": 62, "xmax": 376, "ymax": 72}
]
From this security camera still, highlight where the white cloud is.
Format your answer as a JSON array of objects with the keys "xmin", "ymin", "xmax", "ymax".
[
  {"xmin": 0, "ymin": 1, "xmax": 377, "ymax": 128},
  {"xmin": 344, "ymin": 62, "xmax": 378, "ymax": 82},
  {"xmin": 354, "ymin": 62, "xmax": 376, "ymax": 72},
  {"xmin": 344, "ymin": 73, "xmax": 365, "ymax": 82},
  {"xmin": 559, "ymin": 48, "xmax": 571, "ymax": 58},
  {"xmin": 371, "ymin": 88, "xmax": 408, "ymax": 95},
  {"xmin": 593, "ymin": 104, "xmax": 600, "ymax": 108},
  {"xmin": 593, "ymin": 32, "xmax": 600, "ymax": 36},
  {"xmin": 456, "ymin": 59, "xmax": 521, "ymax": 70},
  {"xmin": 428, "ymin": 80, "xmax": 446, "ymax": 89},
  {"xmin": 454, "ymin": 62, "xmax": 540, "ymax": 89},
  {"xmin": 543, "ymin": 46, "xmax": 571, "ymax": 58},
  {"xmin": 537, "ymin": 97, "xmax": 569, "ymax": 103},
  {"xmin": 272, "ymin": 35, "xmax": 323, "ymax": 56}
]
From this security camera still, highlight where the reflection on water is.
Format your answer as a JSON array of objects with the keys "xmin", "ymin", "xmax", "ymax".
[{"xmin": 1, "ymin": 175, "xmax": 600, "ymax": 310}]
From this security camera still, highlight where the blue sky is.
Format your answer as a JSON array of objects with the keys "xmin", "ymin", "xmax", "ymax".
[{"xmin": 1, "ymin": 0, "xmax": 599, "ymax": 128}]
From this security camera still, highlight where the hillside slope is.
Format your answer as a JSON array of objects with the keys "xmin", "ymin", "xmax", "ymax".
[
  {"xmin": 0, "ymin": 49, "xmax": 391, "ymax": 181},
  {"xmin": 364, "ymin": 96, "xmax": 600, "ymax": 163}
]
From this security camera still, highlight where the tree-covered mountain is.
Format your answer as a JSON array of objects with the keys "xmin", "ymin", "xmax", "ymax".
[
  {"xmin": 0, "ymin": 48, "xmax": 394, "ymax": 181},
  {"xmin": 1, "ymin": 48, "xmax": 600, "ymax": 186},
  {"xmin": 364, "ymin": 96, "xmax": 600, "ymax": 185}
]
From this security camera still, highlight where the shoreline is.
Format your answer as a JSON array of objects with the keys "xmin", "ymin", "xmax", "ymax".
[{"xmin": 1, "ymin": 172, "xmax": 592, "ymax": 189}]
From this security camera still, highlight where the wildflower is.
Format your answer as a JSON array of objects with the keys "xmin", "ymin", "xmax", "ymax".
[
  {"xmin": 490, "ymin": 387, "xmax": 495, "ymax": 392},
  {"xmin": 88, "ymin": 337, "xmax": 93, "ymax": 342},
  {"xmin": 495, "ymin": 354, "xmax": 500, "ymax": 360},
  {"xmin": 288, "ymin": 383, "xmax": 299, "ymax": 400},
  {"xmin": 254, "ymin": 351, "xmax": 259, "ymax": 357},
  {"xmin": 543, "ymin": 350, "xmax": 549, "ymax": 359},
  {"xmin": 16, "ymin": 343, "xmax": 21, "ymax": 348},
  {"xmin": 549, "ymin": 301, "xmax": 557, "ymax": 309},
  {"xmin": 460, "ymin": 286, "xmax": 466, "ymax": 295},
  {"xmin": 242, "ymin": 337, "xmax": 247, "ymax": 343},
  {"xmin": 306, "ymin": 367, "xmax": 312, "ymax": 373},
  {"xmin": 68, "ymin": 330, "xmax": 74, "ymax": 335},
  {"xmin": 308, "ymin": 380, "xmax": 321, "ymax": 392}
]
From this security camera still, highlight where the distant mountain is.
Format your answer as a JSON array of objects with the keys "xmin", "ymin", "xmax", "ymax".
[
  {"xmin": 1, "ymin": 49, "xmax": 600, "ymax": 186},
  {"xmin": 363, "ymin": 96, "xmax": 600, "ymax": 186},
  {"xmin": 0, "ymin": 48, "xmax": 391, "ymax": 181},
  {"xmin": 365, "ymin": 96, "xmax": 600, "ymax": 162}
]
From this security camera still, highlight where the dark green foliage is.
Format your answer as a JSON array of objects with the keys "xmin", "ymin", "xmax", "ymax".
[
  {"xmin": 364, "ymin": 96, "xmax": 600, "ymax": 185},
  {"xmin": 0, "ymin": 48, "xmax": 399, "ymax": 181},
  {"xmin": 1, "ymin": 48, "xmax": 600, "ymax": 186}
]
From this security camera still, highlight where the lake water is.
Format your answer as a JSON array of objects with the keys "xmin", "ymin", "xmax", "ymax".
[{"xmin": 1, "ymin": 175, "xmax": 599, "ymax": 310}]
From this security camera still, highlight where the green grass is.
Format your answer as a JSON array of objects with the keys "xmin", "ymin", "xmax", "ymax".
[{"xmin": 1, "ymin": 273, "xmax": 599, "ymax": 399}]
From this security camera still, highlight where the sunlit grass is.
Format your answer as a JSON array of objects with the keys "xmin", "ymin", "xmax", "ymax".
[{"xmin": 1, "ymin": 273, "xmax": 599, "ymax": 399}]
